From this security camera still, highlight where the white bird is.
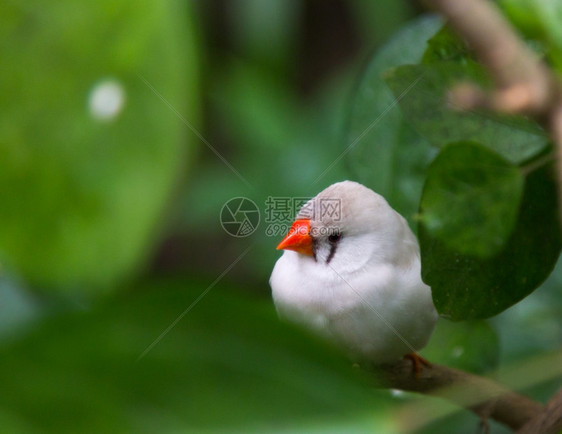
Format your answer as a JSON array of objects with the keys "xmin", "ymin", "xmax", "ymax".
[{"xmin": 270, "ymin": 180, "xmax": 438, "ymax": 366}]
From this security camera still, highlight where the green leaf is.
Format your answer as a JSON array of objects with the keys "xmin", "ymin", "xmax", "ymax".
[
  {"xmin": 421, "ymin": 319, "xmax": 499, "ymax": 374},
  {"xmin": 384, "ymin": 62, "xmax": 548, "ymax": 165},
  {"xmin": 420, "ymin": 142, "xmax": 524, "ymax": 258},
  {"xmin": 422, "ymin": 25, "xmax": 472, "ymax": 64},
  {"xmin": 0, "ymin": 279, "xmax": 394, "ymax": 433},
  {"xmin": 421, "ymin": 163, "xmax": 561, "ymax": 320},
  {"xmin": 346, "ymin": 15, "xmax": 441, "ymax": 225},
  {"xmin": 0, "ymin": 1, "xmax": 199, "ymax": 294}
]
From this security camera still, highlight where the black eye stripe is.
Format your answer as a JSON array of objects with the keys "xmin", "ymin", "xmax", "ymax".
[
  {"xmin": 326, "ymin": 243, "xmax": 337, "ymax": 264},
  {"xmin": 326, "ymin": 233, "xmax": 341, "ymax": 264}
]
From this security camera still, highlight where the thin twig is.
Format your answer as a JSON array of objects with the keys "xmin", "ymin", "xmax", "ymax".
[
  {"xmin": 517, "ymin": 387, "xmax": 562, "ymax": 434},
  {"xmin": 370, "ymin": 358, "xmax": 544, "ymax": 430},
  {"xmin": 424, "ymin": 0, "xmax": 562, "ymax": 222},
  {"xmin": 425, "ymin": 0, "xmax": 555, "ymax": 114}
]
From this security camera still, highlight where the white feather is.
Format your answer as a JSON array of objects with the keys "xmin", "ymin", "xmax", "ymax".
[{"xmin": 270, "ymin": 181, "xmax": 438, "ymax": 363}]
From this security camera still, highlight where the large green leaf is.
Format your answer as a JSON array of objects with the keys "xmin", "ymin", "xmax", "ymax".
[
  {"xmin": 420, "ymin": 142, "xmax": 524, "ymax": 258},
  {"xmin": 0, "ymin": 279, "xmax": 393, "ymax": 433},
  {"xmin": 0, "ymin": 1, "xmax": 199, "ymax": 294},
  {"xmin": 384, "ymin": 62, "xmax": 548, "ymax": 165},
  {"xmin": 345, "ymin": 15, "xmax": 441, "ymax": 224},
  {"xmin": 421, "ymin": 163, "xmax": 561, "ymax": 320}
]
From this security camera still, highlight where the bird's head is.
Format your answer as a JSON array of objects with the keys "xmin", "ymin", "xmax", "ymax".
[{"xmin": 276, "ymin": 181, "xmax": 405, "ymax": 267}]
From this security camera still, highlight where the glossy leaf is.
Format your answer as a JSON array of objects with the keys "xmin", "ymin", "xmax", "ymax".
[
  {"xmin": 420, "ymin": 142, "xmax": 524, "ymax": 258},
  {"xmin": 384, "ymin": 62, "xmax": 548, "ymax": 165},
  {"xmin": 421, "ymin": 163, "xmax": 561, "ymax": 320},
  {"xmin": 0, "ymin": 279, "xmax": 393, "ymax": 433},
  {"xmin": 0, "ymin": 1, "xmax": 199, "ymax": 294},
  {"xmin": 346, "ymin": 15, "xmax": 441, "ymax": 225}
]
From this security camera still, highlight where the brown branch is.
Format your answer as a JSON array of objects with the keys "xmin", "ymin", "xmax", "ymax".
[
  {"xmin": 517, "ymin": 387, "xmax": 562, "ymax": 434},
  {"xmin": 369, "ymin": 359, "xmax": 543, "ymax": 430},
  {"xmin": 425, "ymin": 0, "xmax": 562, "ymax": 223},
  {"xmin": 426, "ymin": 0, "xmax": 557, "ymax": 114}
]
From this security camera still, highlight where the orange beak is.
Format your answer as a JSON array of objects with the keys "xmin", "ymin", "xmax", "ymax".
[{"xmin": 276, "ymin": 219, "xmax": 314, "ymax": 256}]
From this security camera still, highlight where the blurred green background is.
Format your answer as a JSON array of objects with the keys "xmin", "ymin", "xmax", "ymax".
[{"xmin": 0, "ymin": 0, "xmax": 560, "ymax": 432}]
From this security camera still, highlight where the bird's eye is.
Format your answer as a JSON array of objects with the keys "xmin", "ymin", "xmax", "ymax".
[{"xmin": 328, "ymin": 233, "xmax": 342, "ymax": 243}]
